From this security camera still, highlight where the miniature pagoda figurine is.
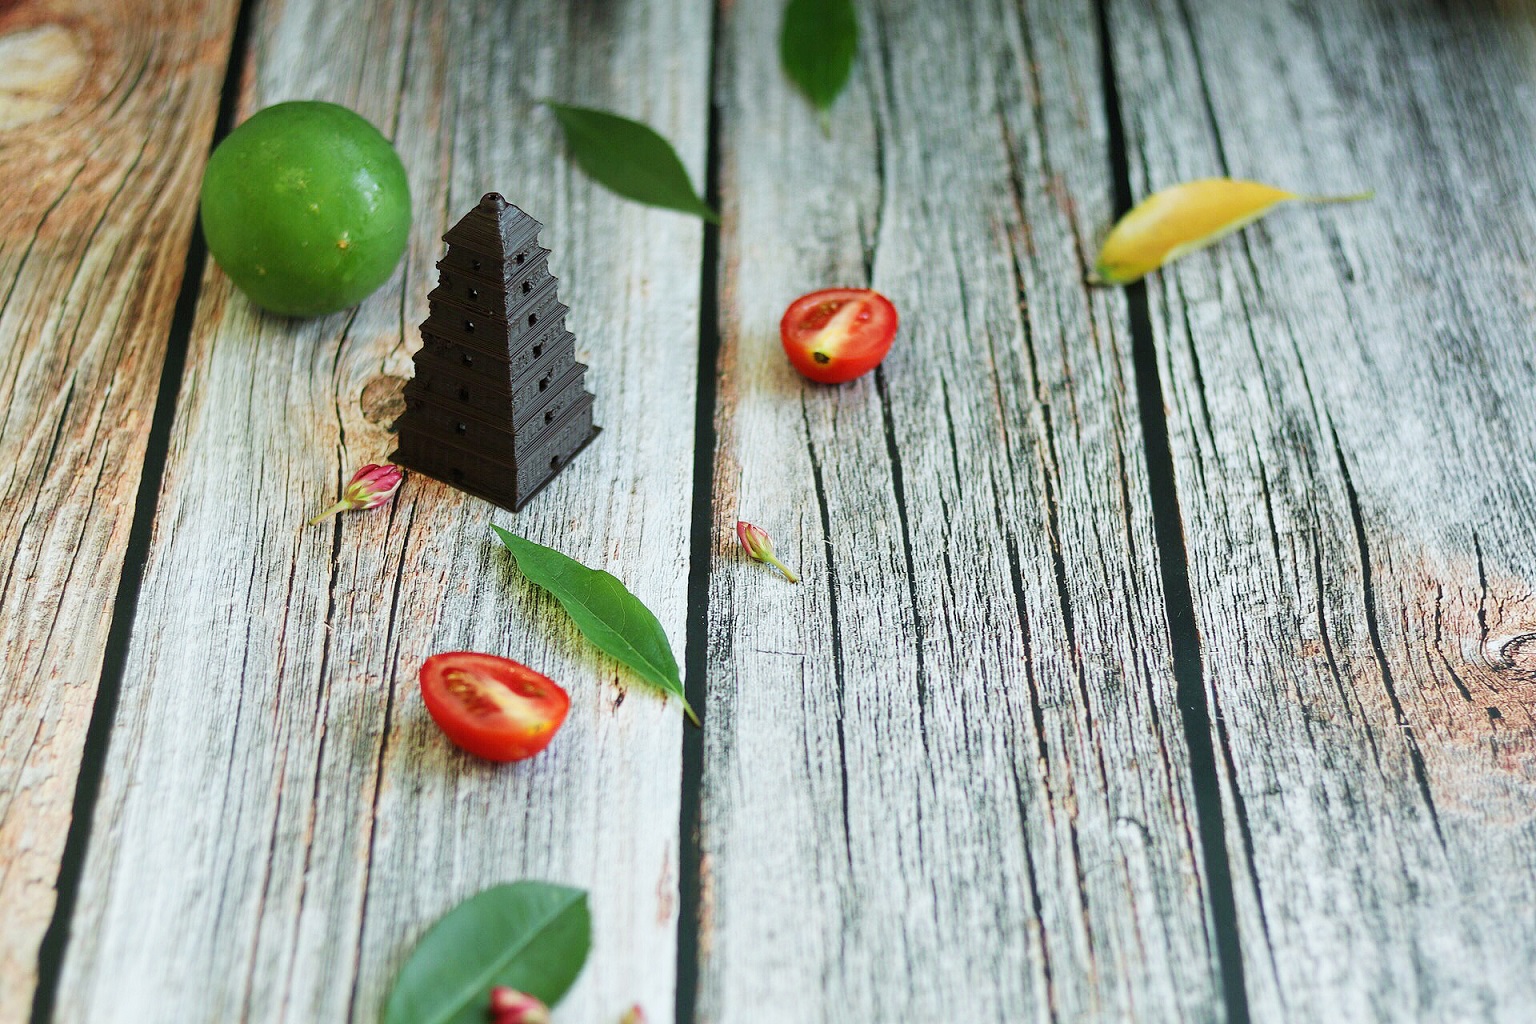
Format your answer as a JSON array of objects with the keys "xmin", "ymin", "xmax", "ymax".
[{"xmin": 392, "ymin": 193, "xmax": 600, "ymax": 511}]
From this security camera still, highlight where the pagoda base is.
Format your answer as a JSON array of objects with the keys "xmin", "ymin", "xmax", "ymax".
[{"xmin": 393, "ymin": 426, "xmax": 601, "ymax": 513}]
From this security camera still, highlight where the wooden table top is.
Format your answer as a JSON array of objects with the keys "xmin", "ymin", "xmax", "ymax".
[{"xmin": 3, "ymin": 0, "xmax": 1533, "ymax": 1021}]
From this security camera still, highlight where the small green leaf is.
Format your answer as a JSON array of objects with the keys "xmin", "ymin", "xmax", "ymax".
[
  {"xmin": 780, "ymin": 0, "xmax": 859, "ymax": 120},
  {"xmin": 492, "ymin": 526, "xmax": 698, "ymax": 723},
  {"xmin": 543, "ymin": 102, "xmax": 717, "ymax": 223},
  {"xmin": 383, "ymin": 881, "xmax": 590, "ymax": 1024}
]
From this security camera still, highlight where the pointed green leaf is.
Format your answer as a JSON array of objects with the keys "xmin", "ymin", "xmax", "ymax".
[
  {"xmin": 543, "ymin": 102, "xmax": 717, "ymax": 223},
  {"xmin": 383, "ymin": 882, "xmax": 590, "ymax": 1024},
  {"xmin": 780, "ymin": 0, "xmax": 859, "ymax": 117},
  {"xmin": 492, "ymin": 526, "xmax": 698, "ymax": 723}
]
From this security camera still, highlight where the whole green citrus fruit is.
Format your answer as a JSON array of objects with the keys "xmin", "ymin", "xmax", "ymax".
[{"xmin": 200, "ymin": 101, "xmax": 411, "ymax": 317}]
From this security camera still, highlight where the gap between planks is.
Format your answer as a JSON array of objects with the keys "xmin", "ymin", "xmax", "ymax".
[
  {"xmin": 676, "ymin": 2, "xmax": 727, "ymax": 1019},
  {"xmin": 1095, "ymin": 1, "xmax": 1251, "ymax": 1020}
]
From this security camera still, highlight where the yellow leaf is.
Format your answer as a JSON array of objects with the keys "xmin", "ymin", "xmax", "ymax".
[{"xmin": 1089, "ymin": 178, "xmax": 1372, "ymax": 286}]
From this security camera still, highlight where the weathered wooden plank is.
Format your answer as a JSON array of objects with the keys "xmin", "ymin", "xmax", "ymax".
[
  {"xmin": 1109, "ymin": 0, "xmax": 1536, "ymax": 1018},
  {"xmin": 0, "ymin": 1, "xmax": 238, "ymax": 1016},
  {"xmin": 51, "ymin": 0, "xmax": 709, "ymax": 1020},
  {"xmin": 698, "ymin": 0, "xmax": 1222, "ymax": 1019}
]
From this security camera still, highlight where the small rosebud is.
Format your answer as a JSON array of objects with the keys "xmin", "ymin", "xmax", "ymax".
[
  {"xmin": 619, "ymin": 1005, "xmax": 648, "ymax": 1024},
  {"xmin": 735, "ymin": 520, "xmax": 799, "ymax": 583},
  {"xmin": 309, "ymin": 463, "xmax": 403, "ymax": 525},
  {"xmin": 487, "ymin": 986, "xmax": 550, "ymax": 1024}
]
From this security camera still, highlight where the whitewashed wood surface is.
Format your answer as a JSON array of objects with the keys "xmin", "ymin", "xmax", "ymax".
[
  {"xmin": 48, "ymin": 0, "xmax": 708, "ymax": 1021},
  {"xmin": 4, "ymin": 0, "xmax": 1534, "ymax": 1021},
  {"xmin": 698, "ymin": 0, "xmax": 1224, "ymax": 1020},
  {"xmin": 1110, "ymin": 0, "xmax": 1536, "ymax": 1020},
  {"xmin": 0, "ymin": 1, "xmax": 237, "ymax": 1018}
]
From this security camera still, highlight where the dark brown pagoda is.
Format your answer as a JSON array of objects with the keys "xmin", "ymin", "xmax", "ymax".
[{"xmin": 392, "ymin": 193, "xmax": 599, "ymax": 511}]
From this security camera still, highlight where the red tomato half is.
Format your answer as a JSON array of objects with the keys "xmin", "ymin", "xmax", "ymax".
[
  {"xmin": 419, "ymin": 652, "xmax": 570, "ymax": 762},
  {"xmin": 780, "ymin": 288, "xmax": 899, "ymax": 384}
]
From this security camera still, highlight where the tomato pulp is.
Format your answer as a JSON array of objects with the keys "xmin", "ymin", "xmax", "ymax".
[
  {"xmin": 779, "ymin": 288, "xmax": 899, "ymax": 384},
  {"xmin": 419, "ymin": 652, "xmax": 570, "ymax": 762}
]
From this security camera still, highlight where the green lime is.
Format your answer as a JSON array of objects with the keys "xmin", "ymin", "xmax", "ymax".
[{"xmin": 200, "ymin": 101, "xmax": 411, "ymax": 317}]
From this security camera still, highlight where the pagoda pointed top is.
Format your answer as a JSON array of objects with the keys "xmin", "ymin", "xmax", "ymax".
[{"xmin": 442, "ymin": 192, "xmax": 543, "ymax": 269}]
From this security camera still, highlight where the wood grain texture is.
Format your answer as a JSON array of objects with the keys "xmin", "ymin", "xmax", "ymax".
[
  {"xmin": 698, "ymin": 0, "xmax": 1222, "ymax": 1019},
  {"xmin": 1109, "ymin": 0, "xmax": 1536, "ymax": 1018},
  {"xmin": 0, "ymin": 0, "xmax": 237, "ymax": 1016},
  {"xmin": 51, "ymin": 0, "xmax": 708, "ymax": 1020}
]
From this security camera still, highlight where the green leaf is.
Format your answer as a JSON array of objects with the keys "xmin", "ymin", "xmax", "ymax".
[
  {"xmin": 543, "ymin": 102, "xmax": 717, "ymax": 223},
  {"xmin": 383, "ymin": 881, "xmax": 590, "ymax": 1024},
  {"xmin": 492, "ymin": 526, "xmax": 698, "ymax": 724},
  {"xmin": 780, "ymin": 0, "xmax": 859, "ymax": 122}
]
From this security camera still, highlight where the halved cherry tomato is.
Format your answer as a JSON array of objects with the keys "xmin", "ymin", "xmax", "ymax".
[
  {"xmin": 779, "ymin": 288, "xmax": 899, "ymax": 384},
  {"xmin": 419, "ymin": 652, "xmax": 570, "ymax": 762}
]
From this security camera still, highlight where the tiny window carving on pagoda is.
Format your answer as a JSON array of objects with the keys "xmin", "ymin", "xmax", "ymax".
[{"xmin": 392, "ymin": 193, "xmax": 599, "ymax": 512}]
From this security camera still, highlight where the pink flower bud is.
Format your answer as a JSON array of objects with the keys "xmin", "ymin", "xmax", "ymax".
[
  {"xmin": 735, "ymin": 520, "xmax": 799, "ymax": 583},
  {"xmin": 309, "ymin": 463, "xmax": 404, "ymax": 525},
  {"xmin": 619, "ymin": 1005, "xmax": 648, "ymax": 1024},
  {"xmin": 487, "ymin": 987, "xmax": 550, "ymax": 1024}
]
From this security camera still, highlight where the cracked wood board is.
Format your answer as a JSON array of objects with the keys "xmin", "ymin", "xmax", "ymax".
[
  {"xmin": 1109, "ymin": 0, "xmax": 1536, "ymax": 1018},
  {"xmin": 49, "ymin": 0, "xmax": 708, "ymax": 1019},
  {"xmin": 697, "ymin": 0, "xmax": 1222, "ymax": 1019},
  {"xmin": 0, "ymin": 0, "xmax": 239, "ymax": 1016}
]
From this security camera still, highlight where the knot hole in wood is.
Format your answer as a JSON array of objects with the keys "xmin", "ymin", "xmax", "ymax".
[
  {"xmin": 0, "ymin": 24, "xmax": 88, "ymax": 130},
  {"xmin": 1489, "ymin": 632, "xmax": 1536, "ymax": 680},
  {"xmin": 359, "ymin": 374, "xmax": 407, "ymax": 430}
]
